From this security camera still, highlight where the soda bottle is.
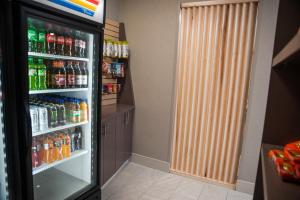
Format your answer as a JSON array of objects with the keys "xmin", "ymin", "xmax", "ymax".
[
  {"xmin": 37, "ymin": 24, "xmax": 46, "ymax": 53},
  {"xmin": 81, "ymin": 62, "xmax": 88, "ymax": 88},
  {"xmin": 28, "ymin": 57, "xmax": 38, "ymax": 91},
  {"xmin": 45, "ymin": 59, "xmax": 53, "ymax": 88},
  {"xmin": 52, "ymin": 61, "xmax": 66, "ymax": 89},
  {"xmin": 74, "ymin": 127, "xmax": 82, "ymax": 150},
  {"xmin": 74, "ymin": 61, "xmax": 82, "ymax": 88},
  {"xmin": 49, "ymin": 102, "xmax": 58, "ymax": 127},
  {"xmin": 37, "ymin": 58, "xmax": 47, "ymax": 90},
  {"xmin": 80, "ymin": 100, "xmax": 88, "ymax": 122},
  {"xmin": 64, "ymin": 30, "xmax": 73, "ymax": 56},
  {"xmin": 80, "ymin": 33, "xmax": 87, "ymax": 57},
  {"xmin": 56, "ymin": 29, "xmax": 65, "ymax": 55},
  {"xmin": 57, "ymin": 99, "xmax": 66, "ymax": 125},
  {"xmin": 70, "ymin": 131, "xmax": 76, "ymax": 152},
  {"xmin": 28, "ymin": 19, "xmax": 37, "ymax": 52},
  {"xmin": 74, "ymin": 31, "xmax": 81, "ymax": 57},
  {"xmin": 46, "ymin": 24, "xmax": 56, "ymax": 54},
  {"xmin": 66, "ymin": 61, "xmax": 75, "ymax": 88}
]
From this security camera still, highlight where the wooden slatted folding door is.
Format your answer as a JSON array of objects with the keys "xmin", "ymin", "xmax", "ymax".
[{"xmin": 170, "ymin": 0, "xmax": 258, "ymax": 188}]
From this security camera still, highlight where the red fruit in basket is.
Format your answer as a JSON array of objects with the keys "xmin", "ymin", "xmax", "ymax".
[
  {"xmin": 285, "ymin": 149, "xmax": 300, "ymax": 165},
  {"xmin": 269, "ymin": 150, "xmax": 288, "ymax": 165},
  {"xmin": 276, "ymin": 161, "xmax": 295, "ymax": 181}
]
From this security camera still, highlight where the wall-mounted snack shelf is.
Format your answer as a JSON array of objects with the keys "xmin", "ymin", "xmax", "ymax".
[
  {"xmin": 28, "ymin": 52, "xmax": 89, "ymax": 62},
  {"xmin": 273, "ymin": 27, "xmax": 300, "ymax": 67},
  {"xmin": 32, "ymin": 121, "xmax": 88, "ymax": 137},
  {"xmin": 29, "ymin": 88, "xmax": 88, "ymax": 95},
  {"xmin": 32, "ymin": 150, "xmax": 88, "ymax": 175}
]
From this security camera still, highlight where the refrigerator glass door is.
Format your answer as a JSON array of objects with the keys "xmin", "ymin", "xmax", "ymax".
[
  {"xmin": 0, "ymin": 33, "xmax": 8, "ymax": 200},
  {"xmin": 27, "ymin": 17, "xmax": 98, "ymax": 200}
]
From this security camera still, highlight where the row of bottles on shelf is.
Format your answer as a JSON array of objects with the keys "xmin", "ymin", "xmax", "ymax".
[
  {"xmin": 28, "ymin": 18, "xmax": 88, "ymax": 57},
  {"xmin": 102, "ymin": 83, "xmax": 121, "ymax": 95},
  {"xmin": 29, "ymin": 57, "xmax": 88, "ymax": 91},
  {"xmin": 102, "ymin": 62, "xmax": 125, "ymax": 78},
  {"xmin": 32, "ymin": 127, "xmax": 82, "ymax": 168},
  {"xmin": 30, "ymin": 95, "xmax": 88, "ymax": 133},
  {"xmin": 103, "ymin": 40, "xmax": 129, "ymax": 59}
]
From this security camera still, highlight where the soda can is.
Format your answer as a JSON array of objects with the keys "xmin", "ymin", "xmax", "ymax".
[
  {"xmin": 38, "ymin": 106, "xmax": 48, "ymax": 131},
  {"xmin": 30, "ymin": 106, "xmax": 39, "ymax": 133}
]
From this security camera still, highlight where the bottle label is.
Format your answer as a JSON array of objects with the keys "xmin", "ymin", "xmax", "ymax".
[
  {"xmin": 28, "ymin": 30, "xmax": 37, "ymax": 41},
  {"xmin": 55, "ymin": 74, "xmax": 66, "ymax": 86},
  {"xmin": 80, "ymin": 40, "xmax": 86, "ymax": 49},
  {"xmin": 57, "ymin": 36, "xmax": 65, "ymax": 44},
  {"xmin": 46, "ymin": 34, "xmax": 56, "ymax": 43},
  {"xmin": 76, "ymin": 75, "xmax": 83, "ymax": 85},
  {"xmin": 43, "ymin": 143, "xmax": 49, "ymax": 150},
  {"xmin": 38, "ymin": 32, "xmax": 45, "ymax": 42},
  {"xmin": 65, "ymin": 38, "xmax": 72, "ymax": 46},
  {"xmin": 67, "ymin": 74, "xmax": 75, "ymax": 85},
  {"xmin": 29, "ymin": 69, "xmax": 37, "ymax": 76},
  {"xmin": 75, "ymin": 39, "xmax": 80, "ymax": 47},
  {"xmin": 82, "ymin": 75, "xmax": 88, "ymax": 85},
  {"xmin": 38, "ymin": 69, "xmax": 46, "ymax": 76}
]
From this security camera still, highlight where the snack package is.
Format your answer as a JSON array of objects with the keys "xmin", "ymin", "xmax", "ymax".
[
  {"xmin": 284, "ymin": 141, "xmax": 300, "ymax": 151},
  {"xmin": 268, "ymin": 150, "xmax": 288, "ymax": 164},
  {"xmin": 285, "ymin": 149, "xmax": 300, "ymax": 165},
  {"xmin": 276, "ymin": 161, "xmax": 295, "ymax": 181}
]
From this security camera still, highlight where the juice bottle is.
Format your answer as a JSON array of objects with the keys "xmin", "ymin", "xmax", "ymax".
[
  {"xmin": 74, "ymin": 100, "xmax": 81, "ymax": 123},
  {"xmin": 37, "ymin": 58, "xmax": 47, "ymax": 90},
  {"xmin": 32, "ymin": 137, "xmax": 41, "ymax": 168},
  {"xmin": 61, "ymin": 132, "xmax": 71, "ymax": 158},
  {"xmin": 48, "ymin": 136, "xmax": 55, "ymax": 162},
  {"xmin": 57, "ymin": 99, "xmax": 66, "ymax": 125},
  {"xmin": 80, "ymin": 100, "xmax": 88, "ymax": 122},
  {"xmin": 42, "ymin": 136, "xmax": 51, "ymax": 163},
  {"xmin": 53, "ymin": 133, "xmax": 63, "ymax": 161},
  {"xmin": 28, "ymin": 19, "xmax": 37, "ymax": 52},
  {"xmin": 28, "ymin": 57, "xmax": 38, "ymax": 91}
]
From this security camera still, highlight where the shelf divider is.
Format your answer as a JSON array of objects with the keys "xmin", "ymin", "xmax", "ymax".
[
  {"xmin": 28, "ymin": 52, "xmax": 89, "ymax": 62},
  {"xmin": 29, "ymin": 88, "xmax": 88, "ymax": 95}
]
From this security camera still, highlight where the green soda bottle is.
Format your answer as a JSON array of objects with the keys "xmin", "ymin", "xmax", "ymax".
[
  {"xmin": 28, "ymin": 57, "xmax": 37, "ymax": 90},
  {"xmin": 28, "ymin": 19, "xmax": 37, "ymax": 52},
  {"xmin": 37, "ymin": 26, "xmax": 46, "ymax": 53},
  {"xmin": 37, "ymin": 58, "xmax": 47, "ymax": 90}
]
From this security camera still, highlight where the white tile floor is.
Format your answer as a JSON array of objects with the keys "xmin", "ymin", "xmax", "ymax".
[{"xmin": 101, "ymin": 162, "xmax": 253, "ymax": 200}]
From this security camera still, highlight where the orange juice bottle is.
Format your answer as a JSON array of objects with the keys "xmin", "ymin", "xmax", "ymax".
[
  {"xmin": 80, "ymin": 100, "xmax": 88, "ymax": 122},
  {"xmin": 53, "ymin": 133, "xmax": 63, "ymax": 161},
  {"xmin": 61, "ymin": 132, "xmax": 71, "ymax": 158},
  {"xmin": 42, "ymin": 136, "xmax": 54, "ymax": 163}
]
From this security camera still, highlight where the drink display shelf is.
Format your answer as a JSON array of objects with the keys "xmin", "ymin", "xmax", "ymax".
[
  {"xmin": 28, "ymin": 52, "xmax": 89, "ymax": 62},
  {"xmin": 32, "ymin": 150, "xmax": 88, "ymax": 175},
  {"xmin": 29, "ymin": 88, "xmax": 88, "ymax": 95},
  {"xmin": 32, "ymin": 121, "xmax": 88, "ymax": 137}
]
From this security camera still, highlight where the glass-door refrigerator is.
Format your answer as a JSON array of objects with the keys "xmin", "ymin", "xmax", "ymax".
[{"xmin": 6, "ymin": 0, "xmax": 105, "ymax": 199}]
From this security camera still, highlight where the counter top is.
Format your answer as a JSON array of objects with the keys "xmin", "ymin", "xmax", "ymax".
[{"xmin": 101, "ymin": 104, "xmax": 135, "ymax": 119}]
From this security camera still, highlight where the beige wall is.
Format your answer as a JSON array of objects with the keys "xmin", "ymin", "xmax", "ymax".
[{"xmin": 106, "ymin": 0, "xmax": 120, "ymax": 21}]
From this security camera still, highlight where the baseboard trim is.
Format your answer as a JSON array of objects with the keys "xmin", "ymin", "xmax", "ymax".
[
  {"xmin": 101, "ymin": 160, "xmax": 130, "ymax": 190},
  {"xmin": 131, "ymin": 153, "xmax": 170, "ymax": 172},
  {"xmin": 236, "ymin": 179, "xmax": 255, "ymax": 195},
  {"xmin": 170, "ymin": 169, "xmax": 235, "ymax": 190}
]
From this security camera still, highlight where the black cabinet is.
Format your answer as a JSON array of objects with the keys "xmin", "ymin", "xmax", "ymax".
[
  {"xmin": 101, "ymin": 105, "xmax": 134, "ymax": 186},
  {"xmin": 101, "ymin": 117, "xmax": 116, "ymax": 185}
]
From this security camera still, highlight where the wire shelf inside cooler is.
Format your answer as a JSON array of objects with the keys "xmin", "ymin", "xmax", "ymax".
[
  {"xmin": 28, "ymin": 52, "xmax": 89, "ymax": 62},
  {"xmin": 32, "ymin": 121, "xmax": 88, "ymax": 137},
  {"xmin": 32, "ymin": 150, "xmax": 89, "ymax": 175},
  {"xmin": 29, "ymin": 88, "xmax": 88, "ymax": 95}
]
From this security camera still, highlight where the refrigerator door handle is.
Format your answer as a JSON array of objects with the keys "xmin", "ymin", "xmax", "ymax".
[{"xmin": 24, "ymin": 104, "xmax": 32, "ymax": 151}]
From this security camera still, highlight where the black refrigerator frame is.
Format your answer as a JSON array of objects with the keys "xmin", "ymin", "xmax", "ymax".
[{"xmin": 3, "ymin": 0, "xmax": 105, "ymax": 199}]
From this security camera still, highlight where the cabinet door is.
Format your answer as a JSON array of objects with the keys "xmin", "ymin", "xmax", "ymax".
[
  {"xmin": 116, "ymin": 113, "xmax": 126, "ymax": 170},
  {"xmin": 125, "ymin": 110, "xmax": 134, "ymax": 160},
  {"xmin": 101, "ymin": 117, "xmax": 116, "ymax": 185}
]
